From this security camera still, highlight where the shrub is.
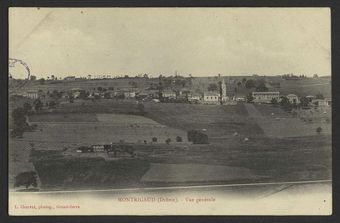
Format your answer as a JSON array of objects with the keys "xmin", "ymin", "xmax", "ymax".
[
  {"xmin": 14, "ymin": 171, "xmax": 38, "ymax": 189},
  {"xmin": 187, "ymin": 130, "xmax": 209, "ymax": 144},
  {"xmin": 316, "ymin": 127, "xmax": 322, "ymax": 134},
  {"xmin": 176, "ymin": 136, "xmax": 183, "ymax": 142}
]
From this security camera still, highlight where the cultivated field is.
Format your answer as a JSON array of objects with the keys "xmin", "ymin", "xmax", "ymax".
[{"xmin": 26, "ymin": 113, "xmax": 188, "ymax": 144}]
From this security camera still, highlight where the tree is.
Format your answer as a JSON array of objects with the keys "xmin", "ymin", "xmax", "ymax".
[
  {"xmin": 79, "ymin": 91, "xmax": 88, "ymax": 99},
  {"xmin": 143, "ymin": 73, "xmax": 149, "ymax": 79},
  {"xmin": 33, "ymin": 98, "xmax": 43, "ymax": 111},
  {"xmin": 187, "ymin": 130, "xmax": 209, "ymax": 144},
  {"xmin": 300, "ymin": 97, "xmax": 309, "ymax": 108},
  {"xmin": 38, "ymin": 78, "xmax": 45, "ymax": 85},
  {"xmin": 315, "ymin": 93, "xmax": 324, "ymax": 99},
  {"xmin": 97, "ymin": 86, "xmax": 103, "ymax": 92},
  {"xmin": 271, "ymin": 98, "xmax": 278, "ymax": 105},
  {"xmin": 11, "ymin": 107, "xmax": 30, "ymax": 138},
  {"xmin": 237, "ymin": 81, "xmax": 242, "ymax": 87},
  {"xmin": 245, "ymin": 79, "xmax": 255, "ymax": 89},
  {"xmin": 50, "ymin": 90, "xmax": 62, "ymax": 99},
  {"xmin": 246, "ymin": 93, "xmax": 254, "ymax": 103},
  {"xmin": 23, "ymin": 103, "xmax": 32, "ymax": 114},
  {"xmin": 280, "ymin": 96, "xmax": 292, "ymax": 112},
  {"xmin": 256, "ymin": 82, "xmax": 268, "ymax": 92},
  {"xmin": 11, "ymin": 107, "xmax": 27, "ymax": 127},
  {"xmin": 69, "ymin": 94, "xmax": 74, "ymax": 103},
  {"xmin": 104, "ymin": 92, "xmax": 111, "ymax": 99},
  {"xmin": 208, "ymin": 83, "xmax": 218, "ymax": 91},
  {"xmin": 14, "ymin": 171, "xmax": 38, "ymax": 189},
  {"xmin": 152, "ymin": 137, "xmax": 157, "ymax": 142},
  {"xmin": 242, "ymin": 78, "xmax": 247, "ymax": 84},
  {"xmin": 165, "ymin": 138, "xmax": 171, "ymax": 144},
  {"xmin": 138, "ymin": 103, "xmax": 145, "ymax": 115},
  {"xmin": 316, "ymin": 127, "xmax": 322, "ymax": 134},
  {"xmin": 129, "ymin": 81, "xmax": 138, "ymax": 88},
  {"xmin": 176, "ymin": 136, "xmax": 183, "ymax": 142},
  {"xmin": 47, "ymin": 100, "xmax": 57, "ymax": 109}
]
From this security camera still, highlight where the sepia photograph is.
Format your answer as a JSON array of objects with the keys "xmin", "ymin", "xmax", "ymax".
[{"xmin": 8, "ymin": 7, "xmax": 332, "ymax": 215}]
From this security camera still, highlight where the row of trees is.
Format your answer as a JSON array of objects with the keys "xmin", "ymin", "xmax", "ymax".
[
  {"xmin": 150, "ymin": 136, "xmax": 183, "ymax": 144},
  {"xmin": 10, "ymin": 98, "xmax": 45, "ymax": 138}
]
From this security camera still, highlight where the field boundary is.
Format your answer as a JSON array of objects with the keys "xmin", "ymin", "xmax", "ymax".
[{"xmin": 9, "ymin": 179, "xmax": 331, "ymax": 194}]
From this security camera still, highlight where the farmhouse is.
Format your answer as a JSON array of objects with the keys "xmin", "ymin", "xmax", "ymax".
[
  {"xmin": 306, "ymin": 95, "xmax": 315, "ymax": 102},
  {"xmin": 233, "ymin": 95, "xmax": 246, "ymax": 102},
  {"xmin": 162, "ymin": 90, "xmax": 176, "ymax": 99},
  {"xmin": 123, "ymin": 91, "xmax": 136, "ymax": 99},
  {"xmin": 203, "ymin": 92, "xmax": 220, "ymax": 104},
  {"xmin": 312, "ymin": 98, "xmax": 331, "ymax": 107},
  {"xmin": 252, "ymin": 91, "xmax": 280, "ymax": 103},
  {"xmin": 24, "ymin": 90, "xmax": 39, "ymax": 99},
  {"xmin": 70, "ymin": 88, "xmax": 85, "ymax": 99},
  {"xmin": 188, "ymin": 94, "xmax": 201, "ymax": 102},
  {"xmin": 64, "ymin": 76, "xmax": 76, "ymax": 81},
  {"xmin": 286, "ymin": 94, "xmax": 300, "ymax": 104}
]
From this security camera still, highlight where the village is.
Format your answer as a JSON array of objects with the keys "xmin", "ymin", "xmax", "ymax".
[{"xmin": 11, "ymin": 73, "xmax": 332, "ymax": 108}]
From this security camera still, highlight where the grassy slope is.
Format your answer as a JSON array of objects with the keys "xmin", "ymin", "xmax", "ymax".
[{"xmin": 144, "ymin": 102, "xmax": 264, "ymax": 138}]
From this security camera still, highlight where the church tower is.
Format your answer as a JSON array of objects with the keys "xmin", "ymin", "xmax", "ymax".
[
  {"xmin": 221, "ymin": 79, "xmax": 227, "ymax": 98},
  {"xmin": 220, "ymin": 78, "xmax": 228, "ymax": 102}
]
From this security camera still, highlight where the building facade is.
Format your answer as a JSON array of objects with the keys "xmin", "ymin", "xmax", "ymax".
[
  {"xmin": 252, "ymin": 92, "xmax": 280, "ymax": 103},
  {"xmin": 286, "ymin": 94, "xmax": 300, "ymax": 104},
  {"xmin": 203, "ymin": 92, "xmax": 220, "ymax": 104}
]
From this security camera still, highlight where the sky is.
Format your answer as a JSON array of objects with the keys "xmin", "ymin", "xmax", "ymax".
[{"xmin": 9, "ymin": 8, "xmax": 331, "ymax": 78}]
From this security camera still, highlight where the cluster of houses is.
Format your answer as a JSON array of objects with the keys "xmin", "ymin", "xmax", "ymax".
[
  {"xmin": 19, "ymin": 78, "xmax": 331, "ymax": 108},
  {"xmin": 251, "ymin": 91, "xmax": 331, "ymax": 107}
]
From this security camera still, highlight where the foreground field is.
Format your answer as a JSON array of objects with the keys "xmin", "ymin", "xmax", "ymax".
[
  {"xmin": 9, "ymin": 101, "xmax": 332, "ymax": 190},
  {"xmin": 10, "ymin": 133, "xmax": 331, "ymax": 190}
]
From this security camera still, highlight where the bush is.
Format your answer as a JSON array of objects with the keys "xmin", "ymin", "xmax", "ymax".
[
  {"xmin": 187, "ymin": 130, "xmax": 209, "ymax": 144},
  {"xmin": 176, "ymin": 136, "xmax": 183, "ymax": 142},
  {"xmin": 14, "ymin": 171, "xmax": 38, "ymax": 189},
  {"xmin": 245, "ymin": 79, "xmax": 255, "ymax": 89},
  {"xmin": 316, "ymin": 127, "xmax": 322, "ymax": 134}
]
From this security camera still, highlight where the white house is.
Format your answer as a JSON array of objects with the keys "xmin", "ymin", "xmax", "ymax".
[
  {"xmin": 203, "ymin": 92, "xmax": 220, "ymax": 104},
  {"xmin": 188, "ymin": 94, "xmax": 201, "ymax": 102},
  {"xmin": 162, "ymin": 90, "xmax": 176, "ymax": 99},
  {"xmin": 286, "ymin": 94, "xmax": 300, "ymax": 104},
  {"xmin": 252, "ymin": 92, "xmax": 280, "ymax": 103},
  {"xmin": 123, "ymin": 91, "xmax": 136, "ymax": 98},
  {"xmin": 24, "ymin": 90, "xmax": 39, "ymax": 99},
  {"xmin": 64, "ymin": 76, "xmax": 76, "ymax": 81},
  {"xmin": 312, "ymin": 98, "xmax": 331, "ymax": 107},
  {"xmin": 233, "ymin": 96, "xmax": 246, "ymax": 102}
]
